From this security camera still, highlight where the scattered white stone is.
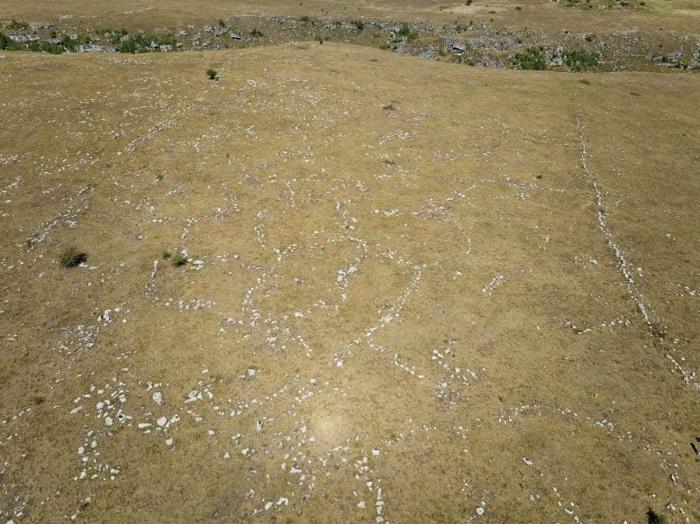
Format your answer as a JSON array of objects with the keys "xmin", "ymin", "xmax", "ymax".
[
  {"xmin": 156, "ymin": 416, "xmax": 167, "ymax": 427},
  {"xmin": 152, "ymin": 391, "xmax": 163, "ymax": 405}
]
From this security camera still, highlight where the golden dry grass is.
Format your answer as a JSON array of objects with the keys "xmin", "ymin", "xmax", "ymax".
[
  {"xmin": 0, "ymin": 43, "xmax": 698, "ymax": 522},
  {"xmin": 1, "ymin": 0, "xmax": 699, "ymax": 33}
]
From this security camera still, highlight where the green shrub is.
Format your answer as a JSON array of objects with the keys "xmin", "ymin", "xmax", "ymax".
[
  {"xmin": 118, "ymin": 32, "xmax": 175, "ymax": 53},
  {"xmin": 61, "ymin": 35, "xmax": 81, "ymax": 52},
  {"xmin": 58, "ymin": 247, "xmax": 88, "ymax": 268},
  {"xmin": 29, "ymin": 41, "xmax": 64, "ymax": 54},
  {"xmin": 171, "ymin": 253, "xmax": 188, "ymax": 267},
  {"xmin": 118, "ymin": 36, "xmax": 138, "ymax": 53},
  {"xmin": 250, "ymin": 28, "xmax": 264, "ymax": 37},
  {"xmin": 0, "ymin": 32, "xmax": 13, "ymax": 50},
  {"xmin": 514, "ymin": 47, "xmax": 548, "ymax": 70},
  {"xmin": 646, "ymin": 509, "xmax": 667, "ymax": 524},
  {"xmin": 206, "ymin": 68, "xmax": 218, "ymax": 80},
  {"xmin": 7, "ymin": 20, "xmax": 29, "ymax": 30},
  {"xmin": 109, "ymin": 29, "xmax": 128, "ymax": 44},
  {"xmin": 352, "ymin": 20, "xmax": 364, "ymax": 31},
  {"xmin": 397, "ymin": 23, "xmax": 412, "ymax": 37},
  {"xmin": 563, "ymin": 49, "xmax": 599, "ymax": 71}
]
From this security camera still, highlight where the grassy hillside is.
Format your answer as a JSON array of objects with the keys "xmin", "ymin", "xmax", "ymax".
[
  {"xmin": 1, "ymin": 0, "xmax": 699, "ymax": 33},
  {"xmin": 0, "ymin": 43, "xmax": 698, "ymax": 522}
]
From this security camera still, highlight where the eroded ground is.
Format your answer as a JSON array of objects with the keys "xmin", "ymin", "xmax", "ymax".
[{"xmin": 0, "ymin": 44, "xmax": 698, "ymax": 522}]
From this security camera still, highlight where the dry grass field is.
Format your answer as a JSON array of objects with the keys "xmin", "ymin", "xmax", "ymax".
[
  {"xmin": 1, "ymin": 0, "xmax": 699, "ymax": 33},
  {"xmin": 0, "ymin": 6, "xmax": 699, "ymax": 524}
]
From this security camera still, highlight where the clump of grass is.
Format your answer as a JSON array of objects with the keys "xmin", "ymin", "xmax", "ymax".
[
  {"xmin": 0, "ymin": 32, "xmax": 15, "ymax": 50},
  {"xmin": 396, "ymin": 23, "xmax": 418, "ymax": 41},
  {"xmin": 578, "ymin": 78, "xmax": 592, "ymax": 85},
  {"xmin": 118, "ymin": 35, "xmax": 138, "ymax": 53},
  {"xmin": 29, "ymin": 41, "xmax": 65, "ymax": 54},
  {"xmin": 59, "ymin": 34, "xmax": 81, "ymax": 52},
  {"xmin": 118, "ymin": 32, "xmax": 176, "ymax": 53},
  {"xmin": 646, "ymin": 509, "xmax": 667, "ymax": 524},
  {"xmin": 250, "ymin": 28, "xmax": 264, "ymax": 37},
  {"xmin": 514, "ymin": 47, "xmax": 548, "ymax": 70},
  {"xmin": 382, "ymin": 102, "xmax": 397, "ymax": 111},
  {"xmin": 7, "ymin": 19, "xmax": 30, "ymax": 31},
  {"xmin": 352, "ymin": 20, "xmax": 364, "ymax": 31},
  {"xmin": 206, "ymin": 68, "xmax": 218, "ymax": 80},
  {"xmin": 58, "ymin": 247, "xmax": 88, "ymax": 268},
  {"xmin": 161, "ymin": 250, "xmax": 172, "ymax": 259},
  {"xmin": 171, "ymin": 253, "xmax": 188, "ymax": 267},
  {"xmin": 100, "ymin": 29, "xmax": 128, "ymax": 45},
  {"xmin": 563, "ymin": 49, "xmax": 599, "ymax": 71}
]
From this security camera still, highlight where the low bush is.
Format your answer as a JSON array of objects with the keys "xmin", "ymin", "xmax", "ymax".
[
  {"xmin": 58, "ymin": 247, "xmax": 88, "ymax": 268},
  {"xmin": 7, "ymin": 20, "xmax": 29, "ymax": 31},
  {"xmin": 397, "ymin": 23, "xmax": 417, "ymax": 40},
  {"xmin": 0, "ymin": 32, "xmax": 13, "ymax": 50},
  {"xmin": 171, "ymin": 253, "xmax": 188, "ymax": 267},
  {"xmin": 118, "ymin": 32, "xmax": 176, "ymax": 53},
  {"xmin": 29, "ymin": 41, "xmax": 64, "ymax": 54},
  {"xmin": 514, "ymin": 47, "xmax": 548, "ymax": 70},
  {"xmin": 563, "ymin": 49, "xmax": 599, "ymax": 71},
  {"xmin": 646, "ymin": 509, "xmax": 667, "ymax": 524}
]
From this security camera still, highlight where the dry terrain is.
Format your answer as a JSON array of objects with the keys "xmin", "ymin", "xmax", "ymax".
[{"xmin": 0, "ymin": 6, "xmax": 699, "ymax": 524}]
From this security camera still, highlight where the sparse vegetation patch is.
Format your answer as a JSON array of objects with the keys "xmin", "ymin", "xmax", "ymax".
[
  {"xmin": 514, "ymin": 47, "xmax": 548, "ymax": 70},
  {"xmin": 58, "ymin": 247, "xmax": 88, "ymax": 268},
  {"xmin": 564, "ymin": 49, "xmax": 599, "ymax": 71}
]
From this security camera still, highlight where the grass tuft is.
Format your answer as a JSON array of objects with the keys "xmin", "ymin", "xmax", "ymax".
[
  {"xmin": 58, "ymin": 247, "xmax": 88, "ymax": 268},
  {"xmin": 171, "ymin": 253, "xmax": 188, "ymax": 267},
  {"xmin": 514, "ymin": 47, "xmax": 548, "ymax": 70},
  {"xmin": 564, "ymin": 49, "xmax": 599, "ymax": 71},
  {"xmin": 646, "ymin": 509, "xmax": 667, "ymax": 524}
]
